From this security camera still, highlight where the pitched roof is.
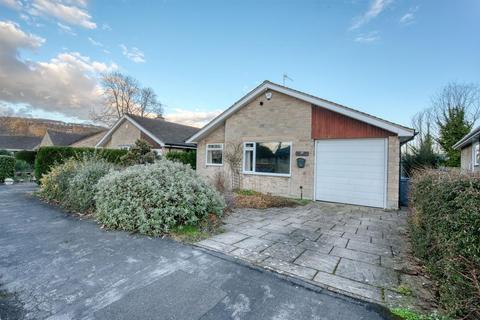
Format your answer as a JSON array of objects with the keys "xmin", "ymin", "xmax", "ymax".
[
  {"xmin": 127, "ymin": 114, "xmax": 199, "ymax": 147},
  {"xmin": 453, "ymin": 125, "xmax": 480, "ymax": 149},
  {"xmin": 96, "ymin": 114, "xmax": 200, "ymax": 148},
  {"xmin": 46, "ymin": 130, "xmax": 100, "ymax": 146},
  {"xmin": 186, "ymin": 80, "xmax": 415, "ymax": 143},
  {"xmin": 0, "ymin": 135, "xmax": 41, "ymax": 150}
]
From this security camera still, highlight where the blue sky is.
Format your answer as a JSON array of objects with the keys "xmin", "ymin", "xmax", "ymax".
[{"xmin": 0, "ymin": 0, "xmax": 478, "ymax": 127}]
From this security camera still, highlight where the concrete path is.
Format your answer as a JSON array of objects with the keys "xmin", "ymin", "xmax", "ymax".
[
  {"xmin": 0, "ymin": 184, "xmax": 392, "ymax": 320},
  {"xmin": 197, "ymin": 202, "xmax": 416, "ymax": 306}
]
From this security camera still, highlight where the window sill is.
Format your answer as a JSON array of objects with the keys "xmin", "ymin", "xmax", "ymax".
[
  {"xmin": 206, "ymin": 163, "xmax": 223, "ymax": 167},
  {"xmin": 242, "ymin": 171, "xmax": 291, "ymax": 178}
]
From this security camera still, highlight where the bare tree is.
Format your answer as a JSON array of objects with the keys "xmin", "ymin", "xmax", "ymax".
[
  {"xmin": 92, "ymin": 72, "xmax": 163, "ymax": 125},
  {"xmin": 138, "ymin": 87, "xmax": 163, "ymax": 117},
  {"xmin": 432, "ymin": 82, "xmax": 480, "ymax": 128}
]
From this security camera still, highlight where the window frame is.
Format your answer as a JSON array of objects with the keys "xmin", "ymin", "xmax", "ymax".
[
  {"xmin": 473, "ymin": 141, "xmax": 480, "ymax": 167},
  {"xmin": 205, "ymin": 143, "xmax": 224, "ymax": 166},
  {"xmin": 242, "ymin": 141, "xmax": 292, "ymax": 177}
]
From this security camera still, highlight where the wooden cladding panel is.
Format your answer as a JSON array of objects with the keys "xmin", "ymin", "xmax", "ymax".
[{"xmin": 311, "ymin": 105, "xmax": 394, "ymax": 139}]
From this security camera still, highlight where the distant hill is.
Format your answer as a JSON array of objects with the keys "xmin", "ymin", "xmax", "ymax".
[{"xmin": 0, "ymin": 117, "xmax": 107, "ymax": 137}]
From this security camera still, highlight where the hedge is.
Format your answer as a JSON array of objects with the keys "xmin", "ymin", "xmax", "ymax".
[
  {"xmin": 410, "ymin": 169, "xmax": 480, "ymax": 319},
  {"xmin": 35, "ymin": 146, "xmax": 127, "ymax": 182},
  {"xmin": 14, "ymin": 150, "xmax": 37, "ymax": 166},
  {"xmin": 165, "ymin": 150, "xmax": 196, "ymax": 169},
  {"xmin": 0, "ymin": 155, "xmax": 16, "ymax": 183}
]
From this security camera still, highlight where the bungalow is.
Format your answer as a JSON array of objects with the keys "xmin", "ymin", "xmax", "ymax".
[
  {"xmin": 187, "ymin": 81, "xmax": 415, "ymax": 209},
  {"xmin": 96, "ymin": 114, "xmax": 199, "ymax": 154},
  {"xmin": 453, "ymin": 125, "xmax": 480, "ymax": 173}
]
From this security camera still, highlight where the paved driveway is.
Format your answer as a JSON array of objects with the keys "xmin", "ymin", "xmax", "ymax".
[
  {"xmin": 198, "ymin": 202, "xmax": 412, "ymax": 306},
  {"xmin": 0, "ymin": 184, "xmax": 392, "ymax": 320}
]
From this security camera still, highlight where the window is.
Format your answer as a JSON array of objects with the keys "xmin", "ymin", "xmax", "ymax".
[
  {"xmin": 243, "ymin": 142, "xmax": 291, "ymax": 176},
  {"xmin": 206, "ymin": 143, "xmax": 223, "ymax": 165},
  {"xmin": 474, "ymin": 141, "xmax": 480, "ymax": 167}
]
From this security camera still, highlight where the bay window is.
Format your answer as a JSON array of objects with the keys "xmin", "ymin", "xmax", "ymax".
[{"xmin": 243, "ymin": 142, "xmax": 291, "ymax": 176}]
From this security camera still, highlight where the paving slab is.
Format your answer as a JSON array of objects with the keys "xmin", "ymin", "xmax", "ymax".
[
  {"xmin": 347, "ymin": 240, "xmax": 393, "ymax": 257},
  {"xmin": 335, "ymin": 259, "xmax": 399, "ymax": 288},
  {"xmin": 313, "ymin": 271, "xmax": 383, "ymax": 302},
  {"xmin": 294, "ymin": 250, "xmax": 340, "ymax": 273},
  {"xmin": 261, "ymin": 257, "xmax": 318, "ymax": 280},
  {"xmin": 262, "ymin": 243, "xmax": 306, "ymax": 262},
  {"xmin": 234, "ymin": 237, "xmax": 274, "ymax": 252},
  {"xmin": 209, "ymin": 231, "xmax": 250, "ymax": 245},
  {"xmin": 330, "ymin": 247, "xmax": 380, "ymax": 265}
]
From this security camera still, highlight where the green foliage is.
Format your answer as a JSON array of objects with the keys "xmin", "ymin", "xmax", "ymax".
[
  {"xmin": 14, "ymin": 150, "xmax": 36, "ymax": 166},
  {"xmin": 120, "ymin": 139, "xmax": 157, "ymax": 166},
  {"xmin": 64, "ymin": 157, "xmax": 114, "ymax": 212},
  {"xmin": 391, "ymin": 308, "xmax": 449, "ymax": 320},
  {"xmin": 39, "ymin": 157, "xmax": 114, "ymax": 212},
  {"xmin": 0, "ymin": 150, "xmax": 12, "ymax": 156},
  {"xmin": 0, "ymin": 155, "xmax": 15, "ymax": 183},
  {"xmin": 165, "ymin": 150, "xmax": 196, "ymax": 169},
  {"xmin": 94, "ymin": 160, "xmax": 225, "ymax": 236},
  {"xmin": 14, "ymin": 159, "xmax": 31, "ymax": 172},
  {"xmin": 437, "ymin": 107, "xmax": 472, "ymax": 167},
  {"xmin": 38, "ymin": 159, "xmax": 80, "ymax": 202},
  {"xmin": 410, "ymin": 170, "xmax": 480, "ymax": 318},
  {"xmin": 35, "ymin": 146, "xmax": 127, "ymax": 182},
  {"xmin": 402, "ymin": 132, "xmax": 442, "ymax": 177}
]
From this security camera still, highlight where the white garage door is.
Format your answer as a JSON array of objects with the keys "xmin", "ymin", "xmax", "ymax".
[{"xmin": 315, "ymin": 139, "xmax": 387, "ymax": 208}]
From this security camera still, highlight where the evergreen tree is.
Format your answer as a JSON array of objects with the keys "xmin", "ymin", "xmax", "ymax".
[{"xmin": 436, "ymin": 107, "xmax": 471, "ymax": 167}]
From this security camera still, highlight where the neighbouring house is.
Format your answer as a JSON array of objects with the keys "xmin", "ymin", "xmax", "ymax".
[
  {"xmin": 187, "ymin": 81, "xmax": 415, "ymax": 209},
  {"xmin": 453, "ymin": 125, "xmax": 480, "ymax": 173},
  {"xmin": 0, "ymin": 135, "xmax": 41, "ymax": 152},
  {"xmin": 96, "ymin": 114, "xmax": 199, "ymax": 154},
  {"xmin": 38, "ymin": 130, "xmax": 107, "ymax": 148}
]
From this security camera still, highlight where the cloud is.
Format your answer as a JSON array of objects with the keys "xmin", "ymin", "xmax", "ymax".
[
  {"xmin": 399, "ymin": 6, "xmax": 419, "ymax": 26},
  {"xmin": 0, "ymin": 20, "xmax": 117, "ymax": 120},
  {"xmin": 354, "ymin": 30, "xmax": 380, "ymax": 43},
  {"xmin": 88, "ymin": 37, "xmax": 103, "ymax": 47},
  {"xmin": 57, "ymin": 22, "xmax": 76, "ymax": 36},
  {"xmin": 120, "ymin": 44, "xmax": 145, "ymax": 63},
  {"xmin": 165, "ymin": 108, "xmax": 221, "ymax": 127},
  {"xmin": 30, "ymin": 0, "xmax": 96, "ymax": 29},
  {"xmin": 0, "ymin": 0, "xmax": 22, "ymax": 10},
  {"xmin": 350, "ymin": 0, "xmax": 393, "ymax": 30}
]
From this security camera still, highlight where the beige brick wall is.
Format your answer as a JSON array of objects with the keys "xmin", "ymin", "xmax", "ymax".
[
  {"xmin": 387, "ymin": 136, "xmax": 400, "ymax": 209},
  {"xmin": 105, "ymin": 119, "xmax": 141, "ymax": 149},
  {"xmin": 71, "ymin": 131, "xmax": 105, "ymax": 147},
  {"xmin": 197, "ymin": 90, "xmax": 314, "ymax": 199}
]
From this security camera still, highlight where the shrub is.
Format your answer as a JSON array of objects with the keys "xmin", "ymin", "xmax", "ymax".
[
  {"xmin": 14, "ymin": 150, "xmax": 36, "ymax": 166},
  {"xmin": 120, "ymin": 139, "xmax": 157, "ymax": 166},
  {"xmin": 95, "ymin": 160, "xmax": 225, "ymax": 236},
  {"xmin": 64, "ymin": 158, "xmax": 114, "ymax": 212},
  {"xmin": 38, "ymin": 159, "xmax": 80, "ymax": 202},
  {"xmin": 0, "ymin": 155, "xmax": 15, "ymax": 183},
  {"xmin": 165, "ymin": 151, "xmax": 196, "ymax": 169},
  {"xmin": 0, "ymin": 149, "xmax": 12, "ymax": 156},
  {"xmin": 35, "ymin": 146, "xmax": 127, "ymax": 182},
  {"xmin": 409, "ymin": 169, "xmax": 480, "ymax": 319}
]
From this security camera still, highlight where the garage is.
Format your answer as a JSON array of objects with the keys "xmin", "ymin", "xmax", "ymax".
[{"xmin": 314, "ymin": 138, "xmax": 387, "ymax": 208}]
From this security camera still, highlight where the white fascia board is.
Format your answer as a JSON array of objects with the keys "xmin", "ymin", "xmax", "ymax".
[
  {"xmin": 124, "ymin": 115, "xmax": 165, "ymax": 147},
  {"xmin": 95, "ymin": 117, "xmax": 125, "ymax": 147},
  {"xmin": 187, "ymin": 82, "xmax": 414, "ymax": 143}
]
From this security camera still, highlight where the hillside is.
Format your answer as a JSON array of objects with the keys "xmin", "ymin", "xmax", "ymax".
[{"xmin": 0, "ymin": 117, "xmax": 107, "ymax": 137}]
